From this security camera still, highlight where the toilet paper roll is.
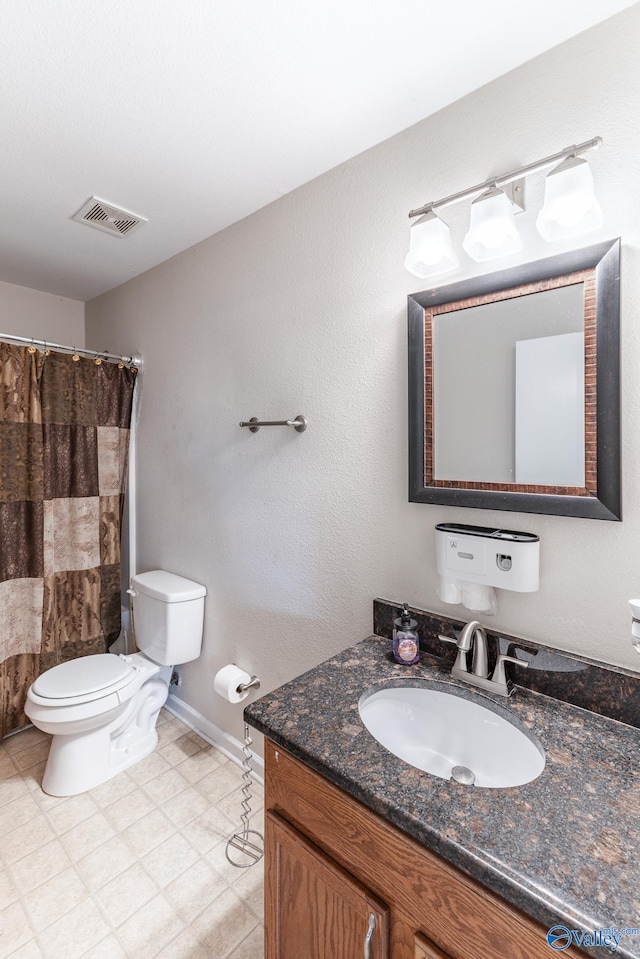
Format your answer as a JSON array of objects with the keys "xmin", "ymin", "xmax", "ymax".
[{"xmin": 214, "ymin": 664, "xmax": 252, "ymax": 704}]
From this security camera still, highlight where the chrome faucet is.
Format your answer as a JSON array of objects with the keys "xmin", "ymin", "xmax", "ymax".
[
  {"xmin": 461, "ymin": 620, "xmax": 489, "ymax": 679},
  {"xmin": 439, "ymin": 620, "xmax": 528, "ymax": 697}
]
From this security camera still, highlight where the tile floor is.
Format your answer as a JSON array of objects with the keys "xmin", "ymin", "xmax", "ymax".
[{"xmin": 0, "ymin": 710, "xmax": 264, "ymax": 959}]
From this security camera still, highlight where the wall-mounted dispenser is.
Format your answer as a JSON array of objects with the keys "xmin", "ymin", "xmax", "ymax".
[{"xmin": 436, "ymin": 523, "xmax": 539, "ymax": 613}]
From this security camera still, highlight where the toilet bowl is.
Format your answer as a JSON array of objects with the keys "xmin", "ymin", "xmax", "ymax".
[{"xmin": 24, "ymin": 569, "xmax": 206, "ymax": 796}]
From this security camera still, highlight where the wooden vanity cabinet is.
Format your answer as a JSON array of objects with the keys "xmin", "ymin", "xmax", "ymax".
[{"xmin": 264, "ymin": 739, "xmax": 584, "ymax": 959}]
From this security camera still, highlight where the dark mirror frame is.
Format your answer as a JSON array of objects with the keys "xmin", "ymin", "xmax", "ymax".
[{"xmin": 408, "ymin": 238, "xmax": 621, "ymax": 520}]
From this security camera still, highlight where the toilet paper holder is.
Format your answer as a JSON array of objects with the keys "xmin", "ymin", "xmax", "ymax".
[
  {"xmin": 226, "ymin": 722, "xmax": 265, "ymax": 869},
  {"xmin": 237, "ymin": 675, "xmax": 260, "ymax": 693}
]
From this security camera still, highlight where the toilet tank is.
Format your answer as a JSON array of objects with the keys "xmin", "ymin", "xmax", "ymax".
[{"xmin": 129, "ymin": 570, "xmax": 206, "ymax": 666}]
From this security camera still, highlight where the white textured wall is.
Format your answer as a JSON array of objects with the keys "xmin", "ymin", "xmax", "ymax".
[
  {"xmin": 0, "ymin": 280, "xmax": 84, "ymax": 345},
  {"xmin": 86, "ymin": 6, "xmax": 640, "ymax": 749}
]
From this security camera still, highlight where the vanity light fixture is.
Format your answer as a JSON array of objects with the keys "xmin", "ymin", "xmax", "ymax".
[
  {"xmin": 404, "ymin": 209, "xmax": 459, "ymax": 278},
  {"xmin": 462, "ymin": 185, "xmax": 522, "ymax": 263},
  {"xmin": 405, "ymin": 137, "xmax": 602, "ymax": 276},
  {"xmin": 536, "ymin": 154, "xmax": 604, "ymax": 241}
]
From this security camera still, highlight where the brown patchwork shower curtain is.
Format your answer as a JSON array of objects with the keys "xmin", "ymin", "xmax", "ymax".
[{"xmin": 0, "ymin": 344, "xmax": 137, "ymax": 736}]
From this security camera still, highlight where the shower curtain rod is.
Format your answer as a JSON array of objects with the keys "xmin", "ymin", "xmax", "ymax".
[{"xmin": 0, "ymin": 332, "xmax": 142, "ymax": 367}]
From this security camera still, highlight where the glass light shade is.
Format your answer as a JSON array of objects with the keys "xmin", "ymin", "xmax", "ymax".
[
  {"xmin": 462, "ymin": 187, "xmax": 522, "ymax": 262},
  {"xmin": 404, "ymin": 211, "xmax": 459, "ymax": 278},
  {"xmin": 536, "ymin": 156, "xmax": 603, "ymax": 241}
]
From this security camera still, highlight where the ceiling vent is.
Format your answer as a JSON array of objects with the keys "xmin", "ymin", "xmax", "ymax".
[{"xmin": 72, "ymin": 197, "xmax": 147, "ymax": 238}]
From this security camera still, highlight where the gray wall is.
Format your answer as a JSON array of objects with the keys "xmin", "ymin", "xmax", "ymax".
[
  {"xmin": 86, "ymin": 6, "xmax": 640, "ymax": 749},
  {"xmin": 0, "ymin": 279, "xmax": 84, "ymax": 345}
]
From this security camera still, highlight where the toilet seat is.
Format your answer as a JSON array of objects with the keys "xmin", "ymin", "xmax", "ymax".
[
  {"xmin": 33, "ymin": 654, "xmax": 133, "ymax": 698},
  {"xmin": 28, "ymin": 654, "xmax": 151, "ymax": 709}
]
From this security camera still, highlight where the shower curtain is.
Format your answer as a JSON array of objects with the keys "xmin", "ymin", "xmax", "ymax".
[{"xmin": 0, "ymin": 343, "xmax": 136, "ymax": 736}]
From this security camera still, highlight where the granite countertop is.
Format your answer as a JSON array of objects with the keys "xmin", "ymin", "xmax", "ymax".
[{"xmin": 245, "ymin": 635, "xmax": 640, "ymax": 959}]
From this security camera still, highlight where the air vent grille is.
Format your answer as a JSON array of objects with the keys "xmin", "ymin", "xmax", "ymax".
[{"xmin": 72, "ymin": 197, "xmax": 147, "ymax": 237}]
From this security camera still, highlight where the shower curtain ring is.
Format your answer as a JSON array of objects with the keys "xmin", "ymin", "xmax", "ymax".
[
  {"xmin": 72, "ymin": 346, "xmax": 80, "ymax": 362},
  {"xmin": 27, "ymin": 338, "xmax": 37, "ymax": 354}
]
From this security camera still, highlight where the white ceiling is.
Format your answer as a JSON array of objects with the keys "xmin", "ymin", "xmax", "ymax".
[{"xmin": 0, "ymin": 1, "xmax": 635, "ymax": 302}]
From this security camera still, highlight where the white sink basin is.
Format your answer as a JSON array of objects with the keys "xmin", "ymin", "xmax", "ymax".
[{"xmin": 358, "ymin": 683, "xmax": 545, "ymax": 788}]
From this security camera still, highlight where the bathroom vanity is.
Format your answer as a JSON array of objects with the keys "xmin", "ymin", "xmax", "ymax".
[
  {"xmin": 263, "ymin": 739, "xmax": 582, "ymax": 958},
  {"xmin": 246, "ymin": 622, "xmax": 640, "ymax": 959}
]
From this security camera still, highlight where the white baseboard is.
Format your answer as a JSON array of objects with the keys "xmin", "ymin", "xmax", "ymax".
[{"xmin": 165, "ymin": 693, "xmax": 264, "ymax": 785}]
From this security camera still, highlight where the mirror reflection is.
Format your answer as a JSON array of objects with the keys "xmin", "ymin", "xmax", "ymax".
[{"xmin": 433, "ymin": 283, "xmax": 586, "ymax": 487}]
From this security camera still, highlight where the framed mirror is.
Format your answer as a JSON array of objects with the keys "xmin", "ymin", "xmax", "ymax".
[{"xmin": 408, "ymin": 239, "xmax": 620, "ymax": 519}]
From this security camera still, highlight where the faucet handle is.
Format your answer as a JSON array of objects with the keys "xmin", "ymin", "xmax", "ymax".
[
  {"xmin": 437, "ymin": 634, "xmax": 469, "ymax": 674},
  {"xmin": 491, "ymin": 654, "xmax": 528, "ymax": 688},
  {"xmin": 437, "ymin": 634, "xmax": 457, "ymax": 645}
]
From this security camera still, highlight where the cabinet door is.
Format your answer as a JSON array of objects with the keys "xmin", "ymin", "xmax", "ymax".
[
  {"xmin": 266, "ymin": 810, "xmax": 389, "ymax": 959},
  {"xmin": 414, "ymin": 932, "xmax": 452, "ymax": 959}
]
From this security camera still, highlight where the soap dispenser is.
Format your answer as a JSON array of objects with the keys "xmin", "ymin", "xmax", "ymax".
[{"xmin": 392, "ymin": 604, "xmax": 420, "ymax": 665}]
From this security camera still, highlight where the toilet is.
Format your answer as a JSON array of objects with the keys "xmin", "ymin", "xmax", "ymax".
[{"xmin": 25, "ymin": 569, "xmax": 206, "ymax": 796}]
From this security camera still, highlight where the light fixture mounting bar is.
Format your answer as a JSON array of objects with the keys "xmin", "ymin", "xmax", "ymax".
[{"xmin": 408, "ymin": 136, "xmax": 602, "ymax": 219}]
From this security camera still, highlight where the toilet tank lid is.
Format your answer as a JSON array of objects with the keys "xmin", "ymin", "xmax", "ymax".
[{"xmin": 130, "ymin": 570, "xmax": 207, "ymax": 603}]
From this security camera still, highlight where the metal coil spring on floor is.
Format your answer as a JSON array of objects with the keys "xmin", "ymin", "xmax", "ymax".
[{"xmin": 225, "ymin": 722, "xmax": 264, "ymax": 868}]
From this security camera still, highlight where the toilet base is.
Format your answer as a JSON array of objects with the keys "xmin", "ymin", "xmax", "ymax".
[
  {"xmin": 42, "ymin": 725, "xmax": 159, "ymax": 796},
  {"xmin": 40, "ymin": 670, "xmax": 171, "ymax": 796}
]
